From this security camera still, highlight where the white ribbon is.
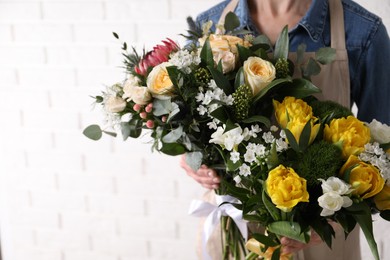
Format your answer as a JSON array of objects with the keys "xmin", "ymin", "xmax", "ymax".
[{"xmin": 188, "ymin": 194, "xmax": 248, "ymax": 260}]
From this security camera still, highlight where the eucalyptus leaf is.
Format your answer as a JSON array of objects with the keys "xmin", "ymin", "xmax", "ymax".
[
  {"xmin": 112, "ymin": 32, "xmax": 119, "ymax": 39},
  {"xmin": 274, "ymin": 26, "xmax": 289, "ymax": 61},
  {"xmin": 237, "ymin": 44, "xmax": 252, "ymax": 64},
  {"xmin": 166, "ymin": 103, "xmax": 180, "ymax": 122},
  {"xmin": 296, "ymin": 43, "xmax": 307, "ymax": 65},
  {"xmin": 83, "ymin": 125, "xmax": 103, "ymax": 141},
  {"xmin": 127, "ymin": 118, "xmax": 143, "ymax": 139},
  {"xmin": 102, "ymin": 130, "xmax": 117, "ymax": 138},
  {"xmin": 316, "ymin": 47, "xmax": 336, "ymax": 65},
  {"xmin": 153, "ymin": 99, "xmax": 172, "ymax": 116},
  {"xmin": 231, "ymin": 29, "xmax": 253, "ymax": 36},
  {"xmin": 252, "ymin": 35, "xmax": 272, "ymax": 48},
  {"xmin": 303, "ymin": 58, "xmax": 321, "ymax": 78},
  {"xmin": 186, "ymin": 151, "xmax": 203, "ymax": 171},
  {"xmin": 162, "ymin": 126, "xmax": 183, "ymax": 143},
  {"xmin": 224, "ymin": 11, "xmax": 240, "ymax": 32}
]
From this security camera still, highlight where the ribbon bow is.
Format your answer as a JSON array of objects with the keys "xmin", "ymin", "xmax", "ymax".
[{"xmin": 188, "ymin": 194, "xmax": 248, "ymax": 260}]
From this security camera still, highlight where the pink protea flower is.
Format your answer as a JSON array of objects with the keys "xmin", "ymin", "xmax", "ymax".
[{"xmin": 135, "ymin": 38, "xmax": 179, "ymax": 76}]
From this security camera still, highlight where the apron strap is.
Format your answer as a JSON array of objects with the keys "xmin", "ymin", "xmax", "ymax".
[
  {"xmin": 216, "ymin": 0, "xmax": 239, "ymax": 33},
  {"xmin": 329, "ymin": 0, "xmax": 346, "ymax": 50}
]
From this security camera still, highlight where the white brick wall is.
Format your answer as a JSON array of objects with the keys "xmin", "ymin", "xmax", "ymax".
[{"xmin": 0, "ymin": 1, "xmax": 389, "ymax": 260}]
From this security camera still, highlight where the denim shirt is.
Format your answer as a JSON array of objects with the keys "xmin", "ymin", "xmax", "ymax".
[{"xmin": 196, "ymin": 0, "xmax": 390, "ymax": 124}]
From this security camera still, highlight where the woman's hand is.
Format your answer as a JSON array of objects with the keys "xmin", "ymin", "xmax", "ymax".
[
  {"xmin": 280, "ymin": 231, "xmax": 322, "ymax": 254},
  {"xmin": 180, "ymin": 155, "xmax": 221, "ymax": 189}
]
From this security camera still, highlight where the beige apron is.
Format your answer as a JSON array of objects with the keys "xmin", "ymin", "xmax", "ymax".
[{"xmin": 197, "ymin": 0, "xmax": 360, "ymax": 259}]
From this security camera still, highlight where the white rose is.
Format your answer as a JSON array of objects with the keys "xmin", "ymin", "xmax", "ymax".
[
  {"xmin": 319, "ymin": 177, "xmax": 351, "ymax": 195},
  {"xmin": 243, "ymin": 56, "xmax": 276, "ymax": 95},
  {"xmin": 122, "ymin": 75, "xmax": 141, "ymax": 101},
  {"xmin": 318, "ymin": 192, "xmax": 353, "ymax": 217},
  {"xmin": 105, "ymin": 96, "xmax": 126, "ymax": 113},
  {"xmin": 147, "ymin": 62, "xmax": 174, "ymax": 99},
  {"xmin": 130, "ymin": 87, "xmax": 152, "ymax": 105},
  {"xmin": 367, "ymin": 119, "xmax": 390, "ymax": 144},
  {"xmin": 214, "ymin": 51, "xmax": 236, "ymax": 74},
  {"xmin": 210, "ymin": 125, "xmax": 244, "ymax": 151}
]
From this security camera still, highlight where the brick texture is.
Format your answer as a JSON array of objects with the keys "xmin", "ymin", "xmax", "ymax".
[{"xmin": 0, "ymin": 1, "xmax": 389, "ymax": 260}]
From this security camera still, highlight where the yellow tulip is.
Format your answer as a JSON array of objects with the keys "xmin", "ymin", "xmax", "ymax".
[{"xmin": 374, "ymin": 184, "xmax": 390, "ymax": 210}]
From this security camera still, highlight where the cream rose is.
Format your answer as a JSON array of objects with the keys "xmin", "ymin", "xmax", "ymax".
[
  {"xmin": 318, "ymin": 191, "xmax": 352, "ymax": 217},
  {"xmin": 122, "ymin": 76, "xmax": 152, "ymax": 105},
  {"xmin": 147, "ymin": 62, "xmax": 174, "ymax": 99},
  {"xmin": 105, "ymin": 96, "xmax": 126, "ymax": 113},
  {"xmin": 367, "ymin": 119, "xmax": 390, "ymax": 144},
  {"xmin": 243, "ymin": 56, "xmax": 276, "ymax": 95},
  {"xmin": 214, "ymin": 51, "xmax": 236, "ymax": 73}
]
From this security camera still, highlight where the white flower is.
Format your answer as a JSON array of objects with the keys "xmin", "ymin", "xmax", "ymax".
[
  {"xmin": 105, "ymin": 96, "xmax": 126, "ymax": 113},
  {"xmin": 367, "ymin": 119, "xmax": 390, "ymax": 144},
  {"xmin": 213, "ymin": 50, "xmax": 236, "ymax": 73},
  {"xmin": 207, "ymin": 120, "xmax": 218, "ymax": 130},
  {"xmin": 233, "ymin": 175, "xmax": 242, "ymax": 184},
  {"xmin": 230, "ymin": 151, "xmax": 240, "ymax": 163},
  {"xmin": 210, "ymin": 125, "xmax": 244, "ymax": 151},
  {"xmin": 239, "ymin": 164, "xmax": 251, "ymax": 177},
  {"xmin": 169, "ymin": 49, "xmax": 200, "ymax": 74},
  {"xmin": 197, "ymin": 105, "xmax": 207, "ymax": 116},
  {"xmin": 270, "ymin": 125, "xmax": 279, "ymax": 132},
  {"xmin": 319, "ymin": 177, "xmax": 352, "ymax": 195},
  {"xmin": 318, "ymin": 191, "xmax": 353, "ymax": 217},
  {"xmin": 262, "ymin": 131, "xmax": 275, "ymax": 144},
  {"xmin": 244, "ymin": 150, "xmax": 256, "ymax": 164},
  {"xmin": 276, "ymin": 138, "xmax": 288, "ymax": 152}
]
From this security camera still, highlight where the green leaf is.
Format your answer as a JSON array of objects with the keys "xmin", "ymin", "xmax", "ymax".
[
  {"xmin": 208, "ymin": 66, "xmax": 233, "ymax": 95},
  {"xmin": 276, "ymin": 78, "xmax": 321, "ymax": 98},
  {"xmin": 224, "ymin": 11, "xmax": 240, "ymax": 32},
  {"xmin": 262, "ymin": 189, "xmax": 280, "ymax": 221},
  {"xmin": 346, "ymin": 203, "xmax": 380, "ymax": 260},
  {"xmin": 296, "ymin": 44, "xmax": 307, "ymax": 65},
  {"xmin": 252, "ymin": 35, "xmax": 272, "ymax": 49},
  {"xmin": 153, "ymin": 99, "xmax": 172, "ymax": 116},
  {"xmin": 242, "ymin": 115, "xmax": 271, "ymax": 128},
  {"xmin": 160, "ymin": 143, "xmax": 186, "ymax": 155},
  {"xmin": 253, "ymin": 78, "xmax": 293, "ymax": 103},
  {"xmin": 298, "ymin": 120, "xmax": 312, "ymax": 151},
  {"xmin": 274, "ymin": 26, "xmax": 289, "ymax": 61},
  {"xmin": 224, "ymin": 119, "xmax": 238, "ymax": 133},
  {"xmin": 380, "ymin": 210, "xmax": 390, "ymax": 221},
  {"xmin": 234, "ymin": 67, "xmax": 245, "ymax": 90},
  {"xmin": 210, "ymin": 106, "xmax": 230, "ymax": 122},
  {"xmin": 166, "ymin": 103, "xmax": 180, "ymax": 122},
  {"xmin": 266, "ymin": 142, "xmax": 279, "ymax": 169},
  {"xmin": 251, "ymin": 233, "xmax": 279, "ymax": 247},
  {"xmin": 122, "ymin": 118, "xmax": 142, "ymax": 139},
  {"xmin": 166, "ymin": 66, "xmax": 180, "ymax": 87},
  {"xmin": 342, "ymin": 163, "xmax": 359, "ymax": 183},
  {"xmin": 162, "ymin": 126, "xmax": 183, "ymax": 143},
  {"xmin": 112, "ymin": 32, "xmax": 119, "ymax": 39},
  {"xmin": 102, "ymin": 130, "xmax": 117, "ymax": 138},
  {"xmin": 315, "ymin": 47, "xmax": 336, "ymax": 65},
  {"xmin": 237, "ymin": 44, "xmax": 252, "ymax": 64},
  {"xmin": 380, "ymin": 142, "xmax": 390, "ymax": 152},
  {"xmin": 83, "ymin": 125, "xmax": 103, "ymax": 141},
  {"xmin": 200, "ymin": 38, "xmax": 214, "ymax": 67},
  {"xmin": 186, "ymin": 151, "xmax": 203, "ymax": 171},
  {"xmin": 303, "ymin": 58, "xmax": 321, "ymax": 78},
  {"xmin": 271, "ymin": 247, "xmax": 281, "ymax": 260},
  {"xmin": 267, "ymin": 221, "xmax": 310, "ymax": 243},
  {"xmin": 284, "ymin": 128, "xmax": 300, "ymax": 152}
]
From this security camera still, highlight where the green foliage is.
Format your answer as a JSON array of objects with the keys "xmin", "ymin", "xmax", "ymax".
[
  {"xmin": 194, "ymin": 67, "xmax": 212, "ymax": 86},
  {"xmin": 275, "ymin": 58, "xmax": 290, "ymax": 78},
  {"xmin": 310, "ymin": 100, "xmax": 353, "ymax": 121},
  {"xmin": 224, "ymin": 11, "xmax": 240, "ymax": 32},
  {"xmin": 83, "ymin": 125, "xmax": 103, "ymax": 140},
  {"xmin": 233, "ymin": 84, "xmax": 253, "ymax": 121},
  {"xmin": 274, "ymin": 26, "xmax": 289, "ymax": 61}
]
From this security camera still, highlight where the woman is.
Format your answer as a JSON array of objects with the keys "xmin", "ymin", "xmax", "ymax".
[{"xmin": 182, "ymin": 0, "xmax": 390, "ymax": 259}]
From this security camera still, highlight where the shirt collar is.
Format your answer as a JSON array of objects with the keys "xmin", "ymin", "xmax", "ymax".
[{"xmin": 235, "ymin": 0, "xmax": 329, "ymax": 42}]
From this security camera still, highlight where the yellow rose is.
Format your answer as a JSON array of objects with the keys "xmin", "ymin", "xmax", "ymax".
[
  {"xmin": 324, "ymin": 116, "xmax": 371, "ymax": 158},
  {"xmin": 147, "ymin": 62, "xmax": 174, "ymax": 99},
  {"xmin": 340, "ymin": 155, "xmax": 384, "ymax": 199},
  {"xmin": 213, "ymin": 50, "xmax": 236, "ymax": 73},
  {"xmin": 285, "ymin": 118, "xmax": 320, "ymax": 145},
  {"xmin": 243, "ymin": 56, "xmax": 276, "ymax": 95},
  {"xmin": 273, "ymin": 97, "xmax": 320, "ymax": 144},
  {"xmin": 266, "ymin": 165, "xmax": 309, "ymax": 212},
  {"xmin": 273, "ymin": 97, "xmax": 313, "ymax": 128},
  {"xmin": 105, "ymin": 96, "xmax": 126, "ymax": 113},
  {"xmin": 374, "ymin": 184, "xmax": 390, "ymax": 210},
  {"xmin": 204, "ymin": 34, "xmax": 251, "ymax": 54},
  {"xmin": 246, "ymin": 238, "xmax": 291, "ymax": 260}
]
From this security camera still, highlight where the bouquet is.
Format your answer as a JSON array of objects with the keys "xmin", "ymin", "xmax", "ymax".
[{"xmin": 83, "ymin": 11, "xmax": 390, "ymax": 260}]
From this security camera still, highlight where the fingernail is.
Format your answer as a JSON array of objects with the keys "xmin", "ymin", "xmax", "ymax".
[
  {"xmin": 213, "ymin": 178, "xmax": 220, "ymax": 183},
  {"xmin": 208, "ymin": 171, "xmax": 213, "ymax": 177}
]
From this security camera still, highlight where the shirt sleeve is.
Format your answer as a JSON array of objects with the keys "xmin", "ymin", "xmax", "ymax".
[{"xmin": 354, "ymin": 22, "xmax": 390, "ymax": 125}]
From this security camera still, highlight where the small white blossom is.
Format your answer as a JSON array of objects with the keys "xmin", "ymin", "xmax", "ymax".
[
  {"xmin": 318, "ymin": 191, "xmax": 352, "ymax": 217},
  {"xmin": 230, "ymin": 151, "xmax": 240, "ymax": 163},
  {"xmin": 276, "ymin": 138, "xmax": 288, "ymax": 152},
  {"xmin": 244, "ymin": 150, "xmax": 256, "ymax": 164},
  {"xmin": 207, "ymin": 120, "xmax": 218, "ymax": 130},
  {"xmin": 262, "ymin": 131, "xmax": 275, "ymax": 144},
  {"xmin": 239, "ymin": 164, "xmax": 251, "ymax": 177},
  {"xmin": 270, "ymin": 125, "xmax": 279, "ymax": 132},
  {"xmin": 210, "ymin": 125, "xmax": 244, "ymax": 151},
  {"xmin": 319, "ymin": 177, "xmax": 352, "ymax": 195},
  {"xmin": 233, "ymin": 175, "xmax": 242, "ymax": 184},
  {"xmin": 197, "ymin": 105, "xmax": 207, "ymax": 116}
]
